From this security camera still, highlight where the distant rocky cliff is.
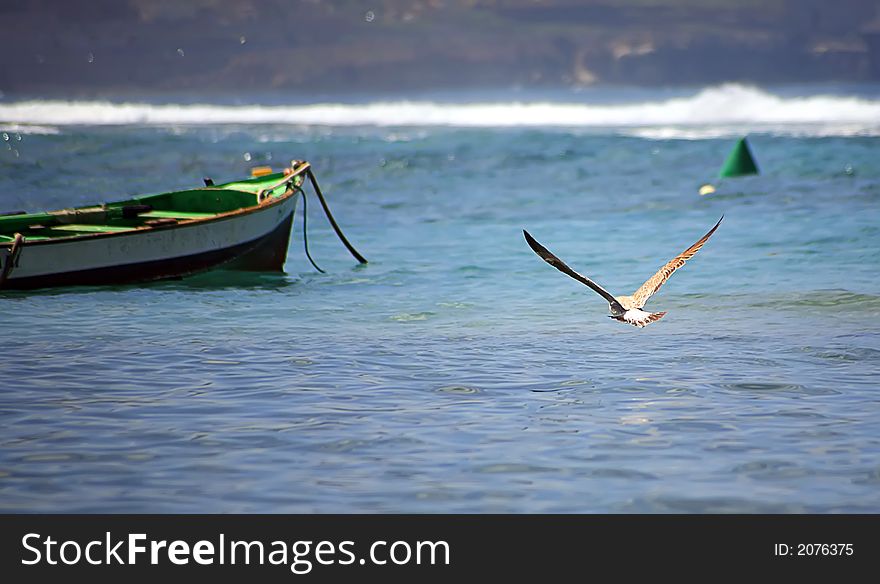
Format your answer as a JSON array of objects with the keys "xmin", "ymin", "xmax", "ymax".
[{"xmin": 2, "ymin": 0, "xmax": 879, "ymax": 96}]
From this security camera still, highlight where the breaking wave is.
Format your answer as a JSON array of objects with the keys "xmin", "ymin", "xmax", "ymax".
[
  {"xmin": 1, "ymin": 84, "xmax": 879, "ymax": 137},
  {"xmin": 0, "ymin": 123, "xmax": 60, "ymax": 135}
]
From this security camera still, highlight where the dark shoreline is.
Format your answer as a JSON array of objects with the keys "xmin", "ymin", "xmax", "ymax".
[{"xmin": 2, "ymin": 0, "xmax": 879, "ymax": 96}]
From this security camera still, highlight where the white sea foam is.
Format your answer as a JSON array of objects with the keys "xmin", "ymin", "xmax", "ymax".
[
  {"xmin": 620, "ymin": 123, "xmax": 880, "ymax": 140},
  {"xmin": 1, "ymin": 84, "xmax": 878, "ymax": 137},
  {"xmin": 0, "ymin": 123, "xmax": 60, "ymax": 135}
]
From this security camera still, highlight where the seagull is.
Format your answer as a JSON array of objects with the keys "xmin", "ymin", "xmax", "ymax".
[{"xmin": 523, "ymin": 217, "xmax": 723, "ymax": 327}]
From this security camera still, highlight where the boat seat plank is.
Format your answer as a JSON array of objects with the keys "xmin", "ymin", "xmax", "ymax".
[
  {"xmin": 47, "ymin": 224, "xmax": 137, "ymax": 233},
  {"xmin": 139, "ymin": 210, "xmax": 217, "ymax": 220}
]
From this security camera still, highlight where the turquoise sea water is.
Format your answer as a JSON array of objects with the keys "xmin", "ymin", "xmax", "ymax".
[{"xmin": 1, "ymin": 88, "xmax": 879, "ymax": 512}]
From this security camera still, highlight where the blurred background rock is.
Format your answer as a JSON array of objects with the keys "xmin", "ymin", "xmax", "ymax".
[{"xmin": 2, "ymin": 0, "xmax": 880, "ymax": 96}]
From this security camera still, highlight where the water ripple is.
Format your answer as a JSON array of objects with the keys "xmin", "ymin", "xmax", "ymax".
[{"xmin": 2, "ymin": 125, "xmax": 879, "ymax": 512}]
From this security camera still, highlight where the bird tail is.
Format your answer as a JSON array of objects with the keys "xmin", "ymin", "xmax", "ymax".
[
  {"xmin": 613, "ymin": 311, "xmax": 667, "ymax": 328},
  {"xmin": 636, "ymin": 311, "xmax": 667, "ymax": 327}
]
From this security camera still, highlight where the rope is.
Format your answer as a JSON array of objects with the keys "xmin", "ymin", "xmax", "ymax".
[
  {"xmin": 306, "ymin": 169, "xmax": 368, "ymax": 264},
  {"xmin": 0, "ymin": 232, "xmax": 24, "ymax": 288},
  {"xmin": 299, "ymin": 188, "xmax": 325, "ymax": 274}
]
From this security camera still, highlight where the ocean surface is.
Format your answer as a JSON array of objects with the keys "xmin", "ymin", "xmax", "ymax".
[{"xmin": 1, "ymin": 84, "xmax": 879, "ymax": 512}]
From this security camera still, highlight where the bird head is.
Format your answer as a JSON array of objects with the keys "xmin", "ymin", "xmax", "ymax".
[{"xmin": 608, "ymin": 303, "xmax": 626, "ymax": 317}]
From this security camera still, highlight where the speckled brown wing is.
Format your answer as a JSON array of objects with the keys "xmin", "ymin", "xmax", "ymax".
[
  {"xmin": 630, "ymin": 216, "xmax": 723, "ymax": 308},
  {"xmin": 523, "ymin": 229, "xmax": 626, "ymax": 315}
]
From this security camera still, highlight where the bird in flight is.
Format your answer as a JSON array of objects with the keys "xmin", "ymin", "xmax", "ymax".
[{"xmin": 523, "ymin": 217, "xmax": 723, "ymax": 327}]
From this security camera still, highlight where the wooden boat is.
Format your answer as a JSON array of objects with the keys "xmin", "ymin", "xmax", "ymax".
[{"xmin": 0, "ymin": 160, "xmax": 365, "ymax": 290}]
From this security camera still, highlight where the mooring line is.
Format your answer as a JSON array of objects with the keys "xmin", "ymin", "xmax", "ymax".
[{"xmin": 306, "ymin": 169, "xmax": 368, "ymax": 265}]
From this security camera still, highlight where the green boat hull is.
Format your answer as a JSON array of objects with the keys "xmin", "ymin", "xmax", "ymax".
[{"xmin": 0, "ymin": 163, "xmax": 308, "ymax": 290}]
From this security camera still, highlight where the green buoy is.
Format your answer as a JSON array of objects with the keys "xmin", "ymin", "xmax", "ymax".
[{"xmin": 719, "ymin": 137, "xmax": 759, "ymax": 178}]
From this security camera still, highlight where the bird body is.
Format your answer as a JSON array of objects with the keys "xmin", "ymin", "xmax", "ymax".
[{"xmin": 523, "ymin": 217, "xmax": 722, "ymax": 327}]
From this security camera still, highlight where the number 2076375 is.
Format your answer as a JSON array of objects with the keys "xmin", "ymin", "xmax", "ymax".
[{"xmin": 774, "ymin": 544, "xmax": 854, "ymax": 557}]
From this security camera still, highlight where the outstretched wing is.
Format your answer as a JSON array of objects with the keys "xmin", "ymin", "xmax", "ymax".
[
  {"xmin": 630, "ymin": 216, "xmax": 723, "ymax": 308},
  {"xmin": 523, "ymin": 230, "xmax": 625, "ymax": 314}
]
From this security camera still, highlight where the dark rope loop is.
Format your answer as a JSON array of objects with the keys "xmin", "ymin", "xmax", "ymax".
[
  {"xmin": 306, "ymin": 169, "xmax": 367, "ymax": 264},
  {"xmin": 299, "ymin": 188, "xmax": 325, "ymax": 274}
]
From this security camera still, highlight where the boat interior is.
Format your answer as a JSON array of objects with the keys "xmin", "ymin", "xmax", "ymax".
[{"xmin": 0, "ymin": 172, "xmax": 294, "ymax": 243}]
